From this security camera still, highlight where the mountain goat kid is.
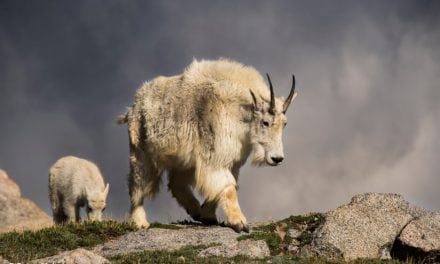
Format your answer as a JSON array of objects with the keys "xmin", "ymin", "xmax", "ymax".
[
  {"xmin": 117, "ymin": 58, "xmax": 297, "ymax": 232},
  {"xmin": 49, "ymin": 156, "xmax": 109, "ymax": 224}
]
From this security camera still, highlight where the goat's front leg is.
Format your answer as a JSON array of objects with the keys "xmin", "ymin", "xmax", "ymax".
[
  {"xmin": 200, "ymin": 168, "xmax": 248, "ymax": 233},
  {"xmin": 168, "ymin": 170, "xmax": 201, "ymax": 222},
  {"xmin": 218, "ymin": 185, "xmax": 249, "ymax": 233}
]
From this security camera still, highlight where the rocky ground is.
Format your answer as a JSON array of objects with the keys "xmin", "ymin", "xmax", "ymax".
[
  {"xmin": 94, "ymin": 225, "xmax": 270, "ymax": 259},
  {"xmin": 0, "ymin": 169, "xmax": 439, "ymax": 263}
]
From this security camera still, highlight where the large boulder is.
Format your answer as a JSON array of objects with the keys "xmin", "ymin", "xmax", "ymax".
[
  {"xmin": 0, "ymin": 169, "xmax": 52, "ymax": 233},
  {"xmin": 392, "ymin": 212, "xmax": 440, "ymax": 262},
  {"xmin": 305, "ymin": 193, "xmax": 414, "ymax": 260}
]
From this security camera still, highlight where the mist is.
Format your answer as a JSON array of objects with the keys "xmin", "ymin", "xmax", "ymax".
[{"xmin": 0, "ymin": 1, "xmax": 439, "ymax": 222}]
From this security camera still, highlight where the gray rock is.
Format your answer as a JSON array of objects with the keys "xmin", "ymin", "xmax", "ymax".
[
  {"xmin": 288, "ymin": 228, "xmax": 302, "ymax": 239},
  {"xmin": 0, "ymin": 256, "xmax": 12, "ymax": 264},
  {"xmin": 198, "ymin": 239, "xmax": 270, "ymax": 258},
  {"xmin": 288, "ymin": 244, "xmax": 300, "ymax": 254},
  {"xmin": 95, "ymin": 226, "xmax": 241, "ymax": 258},
  {"xmin": 391, "ymin": 212, "xmax": 440, "ymax": 262},
  {"xmin": 409, "ymin": 205, "xmax": 432, "ymax": 218},
  {"xmin": 310, "ymin": 193, "xmax": 413, "ymax": 260},
  {"xmin": 399, "ymin": 212, "xmax": 440, "ymax": 252},
  {"xmin": 31, "ymin": 248, "xmax": 110, "ymax": 264}
]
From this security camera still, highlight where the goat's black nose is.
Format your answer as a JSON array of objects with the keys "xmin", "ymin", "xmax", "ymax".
[{"xmin": 271, "ymin": 156, "xmax": 284, "ymax": 164}]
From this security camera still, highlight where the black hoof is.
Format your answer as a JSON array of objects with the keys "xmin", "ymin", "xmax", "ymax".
[
  {"xmin": 229, "ymin": 223, "xmax": 250, "ymax": 233},
  {"xmin": 231, "ymin": 224, "xmax": 242, "ymax": 233}
]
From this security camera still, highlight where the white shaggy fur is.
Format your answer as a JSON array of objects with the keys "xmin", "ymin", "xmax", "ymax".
[
  {"xmin": 48, "ymin": 156, "xmax": 109, "ymax": 224},
  {"xmin": 118, "ymin": 58, "xmax": 297, "ymax": 232}
]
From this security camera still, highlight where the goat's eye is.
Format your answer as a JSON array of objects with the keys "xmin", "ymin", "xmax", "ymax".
[
  {"xmin": 283, "ymin": 122, "xmax": 287, "ymax": 128},
  {"xmin": 262, "ymin": 121, "xmax": 270, "ymax": 127}
]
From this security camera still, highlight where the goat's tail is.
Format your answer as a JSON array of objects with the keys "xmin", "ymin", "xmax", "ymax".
[
  {"xmin": 116, "ymin": 113, "xmax": 128, "ymax": 124},
  {"xmin": 116, "ymin": 107, "xmax": 131, "ymax": 124},
  {"xmin": 116, "ymin": 106, "xmax": 142, "ymax": 147}
]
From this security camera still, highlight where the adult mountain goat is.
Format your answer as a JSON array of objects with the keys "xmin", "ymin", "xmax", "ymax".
[{"xmin": 117, "ymin": 59, "xmax": 297, "ymax": 232}]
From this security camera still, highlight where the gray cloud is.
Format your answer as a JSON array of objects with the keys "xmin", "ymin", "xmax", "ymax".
[{"xmin": 0, "ymin": 1, "xmax": 439, "ymax": 222}]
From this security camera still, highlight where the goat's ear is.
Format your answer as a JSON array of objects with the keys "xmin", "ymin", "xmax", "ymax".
[
  {"xmin": 249, "ymin": 90, "xmax": 258, "ymax": 111},
  {"xmin": 103, "ymin": 183, "xmax": 109, "ymax": 198}
]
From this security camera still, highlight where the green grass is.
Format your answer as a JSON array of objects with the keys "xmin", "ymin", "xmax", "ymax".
[
  {"xmin": 238, "ymin": 213, "xmax": 325, "ymax": 255},
  {"xmin": 150, "ymin": 221, "xmax": 183, "ymax": 229},
  {"xmin": 0, "ymin": 220, "xmax": 137, "ymax": 262}
]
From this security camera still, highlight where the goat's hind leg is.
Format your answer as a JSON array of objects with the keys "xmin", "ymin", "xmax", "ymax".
[
  {"xmin": 168, "ymin": 170, "xmax": 201, "ymax": 222},
  {"xmin": 50, "ymin": 191, "xmax": 67, "ymax": 224},
  {"xmin": 128, "ymin": 146, "xmax": 152, "ymax": 228},
  {"xmin": 200, "ymin": 199, "xmax": 218, "ymax": 225}
]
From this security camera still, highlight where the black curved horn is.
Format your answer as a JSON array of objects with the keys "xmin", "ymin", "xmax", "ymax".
[
  {"xmin": 283, "ymin": 74, "xmax": 296, "ymax": 113},
  {"xmin": 266, "ymin": 73, "xmax": 275, "ymax": 115}
]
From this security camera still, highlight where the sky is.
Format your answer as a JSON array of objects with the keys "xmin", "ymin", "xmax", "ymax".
[{"xmin": 0, "ymin": 1, "xmax": 439, "ymax": 222}]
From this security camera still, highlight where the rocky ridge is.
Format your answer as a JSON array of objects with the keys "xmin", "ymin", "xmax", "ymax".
[
  {"xmin": 26, "ymin": 193, "xmax": 440, "ymax": 263},
  {"xmin": 0, "ymin": 170, "xmax": 438, "ymax": 263}
]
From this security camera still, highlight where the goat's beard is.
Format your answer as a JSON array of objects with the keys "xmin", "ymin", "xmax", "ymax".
[{"xmin": 251, "ymin": 144, "xmax": 266, "ymax": 166}]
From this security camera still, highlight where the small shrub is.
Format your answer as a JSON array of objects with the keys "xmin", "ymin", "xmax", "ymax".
[{"xmin": 238, "ymin": 213, "xmax": 325, "ymax": 255}]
